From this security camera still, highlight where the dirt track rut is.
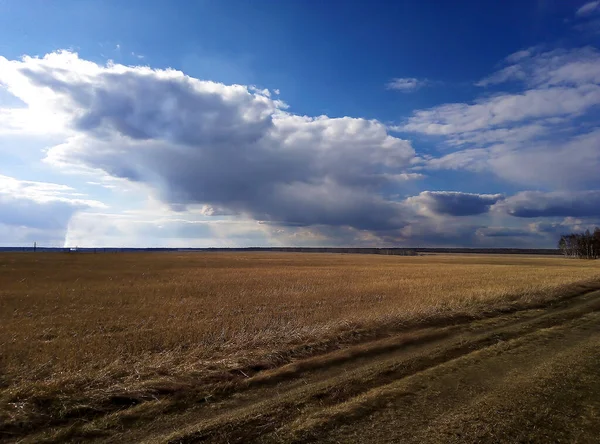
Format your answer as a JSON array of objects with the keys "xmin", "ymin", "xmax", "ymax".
[{"xmin": 23, "ymin": 283, "xmax": 600, "ymax": 443}]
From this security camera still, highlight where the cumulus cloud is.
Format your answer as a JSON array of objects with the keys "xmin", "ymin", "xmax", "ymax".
[
  {"xmin": 386, "ymin": 77, "xmax": 428, "ymax": 92},
  {"xmin": 407, "ymin": 191, "xmax": 503, "ymax": 216},
  {"xmin": 0, "ymin": 174, "xmax": 104, "ymax": 245},
  {"xmin": 0, "ymin": 51, "xmax": 419, "ymax": 235},
  {"xmin": 3, "ymin": 49, "xmax": 600, "ymax": 248},
  {"xmin": 498, "ymin": 190, "xmax": 600, "ymax": 218}
]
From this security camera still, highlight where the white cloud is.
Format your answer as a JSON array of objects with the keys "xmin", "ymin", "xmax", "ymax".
[
  {"xmin": 403, "ymin": 85, "xmax": 600, "ymax": 135},
  {"xmin": 475, "ymin": 64, "xmax": 526, "ymax": 87},
  {"xmin": 423, "ymin": 128, "xmax": 600, "ymax": 189},
  {"xmin": 504, "ymin": 48, "xmax": 534, "ymax": 64},
  {"xmin": 3, "ymin": 48, "xmax": 600, "ymax": 249},
  {"xmin": 0, "ymin": 174, "xmax": 105, "ymax": 245},
  {"xmin": 63, "ymin": 207, "xmax": 409, "ymax": 248},
  {"xmin": 386, "ymin": 77, "xmax": 428, "ymax": 92},
  {"xmin": 0, "ymin": 174, "xmax": 104, "ymax": 207},
  {"xmin": 64, "ymin": 211, "xmax": 275, "ymax": 248},
  {"xmin": 402, "ymin": 47, "xmax": 600, "ymax": 190},
  {"xmin": 477, "ymin": 47, "xmax": 600, "ymax": 88},
  {"xmin": 424, "ymin": 148, "xmax": 490, "ymax": 172},
  {"xmin": 487, "ymin": 129, "xmax": 600, "ymax": 189},
  {"xmin": 444, "ymin": 123, "xmax": 548, "ymax": 147},
  {"xmin": 576, "ymin": 1, "xmax": 600, "ymax": 16},
  {"xmin": 0, "ymin": 51, "xmax": 417, "ymax": 235}
]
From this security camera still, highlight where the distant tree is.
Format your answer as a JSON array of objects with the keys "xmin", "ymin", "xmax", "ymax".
[
  {"xmin": 558, "ymin": 236, "xmax": 567, "ymax": 256},
  {"xmin": 594, "ymin": 228, "xmax": 600, "ymax": 259},
  {"xmin": 559, "ymin": 228, "xmax": 600, "ymax": 259}
]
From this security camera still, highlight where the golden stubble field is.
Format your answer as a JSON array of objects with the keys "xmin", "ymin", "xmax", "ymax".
[{"xmin": 1, "ymin": 252, "xmax": 600, "ymax": 435}]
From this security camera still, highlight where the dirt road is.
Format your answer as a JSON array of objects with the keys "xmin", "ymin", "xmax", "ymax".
[{"xmin": 21, "ymin": 283, "xmax": 600, "ymax": 443}]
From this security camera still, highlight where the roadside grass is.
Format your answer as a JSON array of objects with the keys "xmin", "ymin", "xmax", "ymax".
[{"xmin": 1, "ymin": 252, "xmax": 599, "ymax": 434}]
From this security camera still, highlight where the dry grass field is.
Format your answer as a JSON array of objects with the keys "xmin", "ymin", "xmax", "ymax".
[{"xmin": 1, "ymin": 252, "xmax": 600, "ymax": 442}]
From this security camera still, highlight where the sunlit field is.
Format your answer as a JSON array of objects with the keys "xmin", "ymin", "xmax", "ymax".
[{"xmin": 1, "ymin": 252, "xmax": 599, "ymax": 433}]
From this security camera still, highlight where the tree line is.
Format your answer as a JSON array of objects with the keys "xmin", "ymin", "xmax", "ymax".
[{"xmin": 558, "ymin": 228, "xmax": 600, "ymax": 259}]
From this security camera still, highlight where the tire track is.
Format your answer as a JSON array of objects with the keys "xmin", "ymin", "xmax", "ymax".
[
  {"xmin": 289, "ymin": 312, "xmax": 600, "ymax": 444},
  {"xmin": 156, "ymin": 289, "xmax": 600, "ymax": 444},
  {"xmin": 19, "ymin": 285, "xmax": 600, "ymax": 443}
]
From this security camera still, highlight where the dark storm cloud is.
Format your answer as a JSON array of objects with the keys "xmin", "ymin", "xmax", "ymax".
[
  {"xmin": 500, "ymin": 190, "xmax": 600, "ymax": 218},
  {"xmin": 409, "ymin": 191, "xmax": 503, "ymax": 216},
  {"xmin": 5, "ymin": 52, "xmax": 417, "ymax": 232}
]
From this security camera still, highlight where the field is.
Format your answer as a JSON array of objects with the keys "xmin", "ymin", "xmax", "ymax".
[{"xmin": 1, "ymin": 252, "xmax": 600, "ymax": 442}]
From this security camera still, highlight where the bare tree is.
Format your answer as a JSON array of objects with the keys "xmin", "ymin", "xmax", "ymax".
[{"xmin": 558, "ymin": 228, "xmax": 600, "ymax": 259}]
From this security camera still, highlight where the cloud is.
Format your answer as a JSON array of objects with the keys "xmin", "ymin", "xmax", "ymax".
[
  {"xmin": 64, "ymin": 211, "xmax": 276, "ymax": 248},
  {"xmin": 407, "ymin": 47, "xmax": 600, "ymax": 138},
  {"xmin": 1, "ymin": 197, "xmax": 84, "ymax": 230},
  {"xmin": 403, "ymin": 85, "xmax": 600, "ymax": 135},
  {"xmin": 576, "ymin": 1, "xmax": 600, "ymax": 16},
  {"xmin": 422, "ymin": 129, "xmax": 600, "ymax": 190},
  {"xmin": 424, "ymin": 149, "xmax": 489, "ymax": 172},
  {"xmin": 528, "ymin": 217, "xmax": 600, "ymax": 236},
  {"xmin": 475, "ymin": 227, "xmax": 536, "ymax": 238},
  {"xmin": 407, "ymin": 191, "xmax": 503, "ymax": 216},
  {"xmin": 498, "ymin": 190, "xmax": 600, "ymax": 218},
  {"xmin": 3, "ymin": 49, "xmax": 599, "ymax": 249},
  {"xmin": 0, "ymin": 174, "xmax": 104, "ymax": 209},
  {"xmin": 386, "ymin": 77, "xmax": 428, "ymax": 92},
  {"xmin": 475, "ymin": 64, "xmax": 526, "ymax": 87},
  {"xmin": 574, "ymin": 2, "xmax": 600, "ymax": 35},
  {"xmin": 63, "ymin": 209, "xmax": 410, "ymax": 248},
  {"xmin": 487, "ymin": 129, "xmax": 600, "ymax": 189},
  {"xmin": 396, "ymin": 218, "xmax": 484, "ymax": 247},
  {"xmin": 444, "ymin": 123, "xmax": 548, "ymax": 148},
  {"xmin": 504, "ymin": 48, "xmax": 534, "ymax": 64},
  {"xmin": 0, "ymin": 174, "xmax": 104, "ymax": 245},
  {"xmin": 401, "ymin": 47, "xmax": 600, "ymax": 190},
  {"xmin": 476, "ymin": 47, "xmax": 600, "ymax": 88},
  {"xmin": 0, "ymin": 51, "xmax": 418, "ymax": 235}
]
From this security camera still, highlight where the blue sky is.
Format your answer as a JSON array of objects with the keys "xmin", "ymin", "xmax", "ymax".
[{"xmin": 1, "ymin": 0, "xmax": 600, "ymax": 247}]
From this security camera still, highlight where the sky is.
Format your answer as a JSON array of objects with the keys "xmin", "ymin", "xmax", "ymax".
[{"xmin": 1, "ymin": 0, "xmax": 600, "ymax": 248}]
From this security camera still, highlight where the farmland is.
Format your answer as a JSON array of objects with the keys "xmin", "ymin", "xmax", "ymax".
[{"xmin": 1, "ymin": 252, "xmax": 600, "ymax": 442}]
